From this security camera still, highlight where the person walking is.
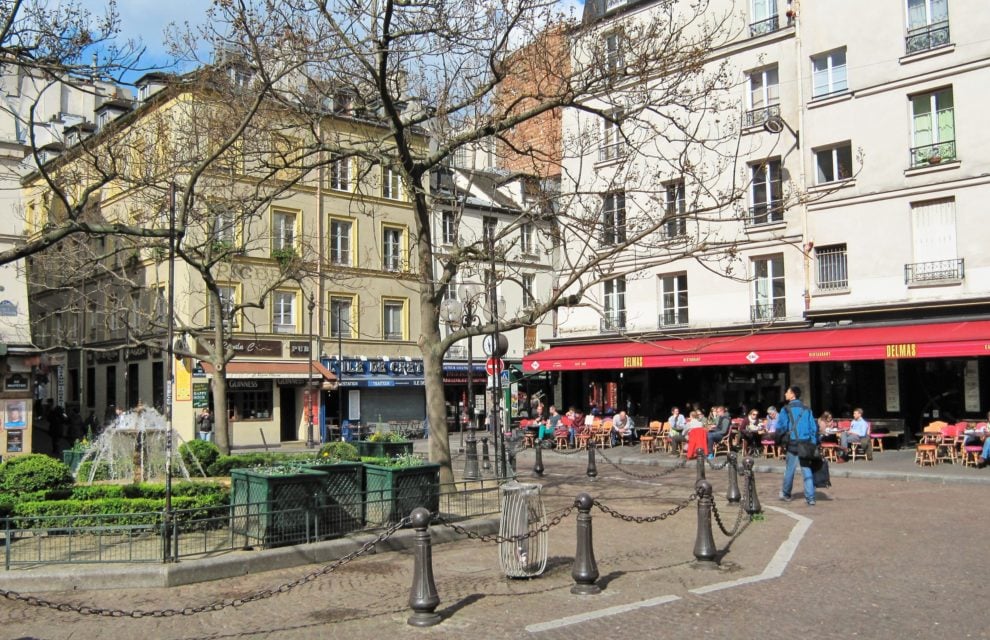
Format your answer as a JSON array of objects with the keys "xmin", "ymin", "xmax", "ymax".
[{"xmin": 777, "ymin": 385, "xmax": 819, "ymax": 506}]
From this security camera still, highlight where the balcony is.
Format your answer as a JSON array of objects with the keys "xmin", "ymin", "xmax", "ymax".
[
  {"xmin": 750, "ymin": 300, "xmax": 785, "ymax": 323},
  {"xmin": 598, "ymin": 141, "xmax": 625, "ymax": 163},
  {"xmin": 658, "ymin": 310, "xmax": 688, "ymax": 328},
  {"xmin": 749, "ymin": 15, "xmax": 779, "ymax": 38},
  {"xmin": 743, "ymin": 104, "xmax": 780, "ymax": 129},
  {"xmin": 746, "ymin": 201, "xmax": 784, "ymax": 227},
  {"xmin": 906, "ymin": 21, "xmax": 950, "ymax": 55},
  {"xmin": 909, "ymin": 140, "xmax": 956, "ymax": 168},
  {"xmin": 904, "ymin": 258, "xmax": 964, "ymax": 285},
  {"xmin": 600, "ymin": 314, "xmax": 626, "ymax": 333}
]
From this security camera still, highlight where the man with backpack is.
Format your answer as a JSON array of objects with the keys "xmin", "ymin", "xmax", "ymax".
[{"xmin": 776, "ymin": 385, "xmax": 819, "ymax": 506}]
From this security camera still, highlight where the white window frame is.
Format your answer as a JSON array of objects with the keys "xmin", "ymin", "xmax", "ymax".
[
  {"xmin": 520, "ymin": 222, "xmax": 534, "ymax": 254},
  {"xmin": 383, "ymin": 166, "xmax": 403, "ymax": 200},
  {"xmin": 272, "ymin": 209, "xmax": 296, "ymax": 252},
  {"xmin": 272, "ymin": 290, "xmax": 297, "ymax": 334},
  {"xmin": 330, "ymin": 218, "xmax": 352, "ymax": 266},
  {"xmin": 811, "ymin": 49, "xmax": 848, "ymax": 98},
  {"xmin": 522, "ymin": 273, "xmax": 535, "ymax": 308},
  {"xmin": 601, "ymin": 191, "xmax": 626, "ymax": 245},
  {"xmin": 906, "ymin": 0, "xmax": 948, "ymax": 30},
  {"xmin": 600, "ymin": 109, "xmax": 624, "ymax": 162},
  {"xmin": 383, "ymin": 298, "xmax": 406, "ymax": 341},
  {"xmin": 752, "ymin": 255, "xmax": 785, "ymax": 320},
  {"xmin": 483, "ymin": 216, "xmax": 498, "ymax": 243},
  {"xmin": 330, "ymin": 295, "xmax": 355, "ymax": 338},
  {"xmin": 214, "ymin": 284, "xmax": 239, "ymax": 329},
  {"xmin": 329, "ymin": 154, "xmax": 350, "ymax": 191},
  {"xmin": 663, "ymin": 180, "xmax": 686, "ymax": 238},
  {"xmin": 814, "ymin": 143, "xmax": 853, "ymax": 184},
  {"xmin": 442, "ymin": 211, "xmax": 456, "ymax": 245},
  {"xmin": 910, "ymin": 88, "xmax": 955, "ymax": 166},
  {"xmin": 815, "ymin": 245, "xmax": 848, "ymax": 291},
  {"xmin": 603, "ymin": 277, "xmax": 626, "ymax": 330},
  {"xmin": 660, "ymin": 273, "xmax": 689, "ymax": 326},
  {"xmin": 604, "ymin": 32, "xmax": 623, "ymax": 75},
  {"xmin": 749, "ymin": 66, "xmax": 780, "ymax": 109},
  {"xmin": 749, "ymin": 160, "xmax": 783, "ymax": 225},
  {"xmin": 383, "ymin": 225, "xmax": 404, "ymax": 271}
]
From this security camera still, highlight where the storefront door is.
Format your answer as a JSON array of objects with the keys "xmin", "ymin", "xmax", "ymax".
[{"xmin": 280, "ymin": 386, "xmax": 297, "ymax": 441}]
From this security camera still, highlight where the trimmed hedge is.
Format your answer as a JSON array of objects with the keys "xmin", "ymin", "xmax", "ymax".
[
  {"xmin": 0, "ymin": 454, "xmax": 74, "ymax": 495},
  {"xmin": 16, "ymin": 481, "xmax": 229, "ymax": 503},
  {"xmin": 317, "ymin": 441, "xmax": 360, "ymax": 462},
  {"xmin": 11, "ymin": 494, "xmax": 228, "ymax": 529},
  {"xmin": 179, "ymin": 440, "xmax": 220, "ymax": 474}
]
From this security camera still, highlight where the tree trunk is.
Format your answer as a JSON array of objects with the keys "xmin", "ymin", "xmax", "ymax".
[{"xmin": 209, "ymin": 299, "xmax": 231, "ymax": 455}]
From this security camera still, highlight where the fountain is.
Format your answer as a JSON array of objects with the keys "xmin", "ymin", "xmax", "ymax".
[{"xmin": 76, "ymin": 407, "xmax": 205, "ymax": 483}]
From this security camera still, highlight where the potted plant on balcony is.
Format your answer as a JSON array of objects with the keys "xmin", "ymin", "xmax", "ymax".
[
  {"xmin": 928, "ymin": 153, "xmax": 942, "ymax": 165},
  {"xmin": 362, "ymin": 454, "xmax": 440, "ymax": 526}
]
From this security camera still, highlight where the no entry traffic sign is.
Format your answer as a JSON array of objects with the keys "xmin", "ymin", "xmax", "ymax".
[{"xmin": 485, "ymin": 357, "xmax": 505, "ymax": 376}]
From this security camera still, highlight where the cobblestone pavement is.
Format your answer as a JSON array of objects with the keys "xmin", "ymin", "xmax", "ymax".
[{"xmin": 2, "ymin": 453, "xmax": 988, "ymax": 639}]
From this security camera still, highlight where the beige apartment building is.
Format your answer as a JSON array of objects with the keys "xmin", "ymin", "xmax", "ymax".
[{"xmin": 528, "ymin": 0, "xmax": 990, "ymax": 432}]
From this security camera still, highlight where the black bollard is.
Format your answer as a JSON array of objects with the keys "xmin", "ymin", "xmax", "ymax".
[
  {"xmin": 407, "ymin": 507, "xmax": 441, "ymax": 627},
  {"xmin": 693, "ymin": 479, "xmax": 717, "ymax": 565},
  {"xmin": 571, "ymin": 492, "xmax": 601, "ymax": 595},
  {"xmin": 481, "ymin": 436, "xmax": 491, "ymax": 471},
  {"xmin": 726, "ymin": 452, "xmax": 741, "ymax": 503},
  {"xmin": 534, "ymin": 440, "xmax": 545, "ymax": 476},
  {"xmin": 586, "ymin": 442, "xmax": 598, "ymax": 479},
  {"xmin": 695, "ymin": 448, "xmax": 706, "ymax": 482},
  {"xmin": 743, "ymin": 457, "xmax": 762, "ymax": 515}
]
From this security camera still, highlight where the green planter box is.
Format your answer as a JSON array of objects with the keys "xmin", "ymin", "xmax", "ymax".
[
  {"xmin": 230, "ymin": 468, "xmax": 327, "ymax": 547},
  {"xmin": 293, "ymin": 461, "xmax": 365, "ymax": 537},
  {"xmin": 356, "ymin": 440, "xmax": 414, "ymax": 458},
  {"xmin": 363, "ymin": 462, "xmax": 440, "ymax": 526},
  {"xmin": 62, "ymin": 449, "xmax": 86, "ymax": 473}
]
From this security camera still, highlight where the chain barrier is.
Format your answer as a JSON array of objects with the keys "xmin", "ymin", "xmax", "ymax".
[
  {"xmin": 710, "ymin": 497, "xmax": 747, "ymax": 537},
  {"xmin": 592, "ymin": 493, "xmax": 697, "ymax": 524},
  {"xmin": 706, "ymin": 456, "xmax": 730, "ymax": 471},
  {"xmin": 594, "ymin": 447, "xmax": 689, "ymax": 479},
  {"xmin": 0, "ymin": 516, "xmax": 411, "ymax": 618},
  {"xmin": 545, "ymin": 443, "xmax": 587, "ymax": 456},
  {"xmin": 435, "ymin": 505, "xmax": 575, "ymax": 544}
]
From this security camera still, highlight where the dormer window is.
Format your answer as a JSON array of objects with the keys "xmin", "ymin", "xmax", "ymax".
[
  {"xmin": 97, "ymin": 111, "xmax": 111, "ymax": 128},
  {"xmin": 139, "ymin": 84, "xmax": 151, "ymax": 101},
  {"xmin": 333, "ymin": 91, "xmax": 353, "ymax": 115},
  {"xmin": 230, "ymin": 67, "xmax": 252, "ymax": 89}
]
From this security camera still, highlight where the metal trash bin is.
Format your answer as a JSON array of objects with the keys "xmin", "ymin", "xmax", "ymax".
[{"xmin": 498, "ymin": 481, "xmax": 548, "ymax": 578}]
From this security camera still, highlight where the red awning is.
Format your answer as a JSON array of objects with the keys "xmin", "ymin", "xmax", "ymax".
[
  {"xmin": 199, "ymin": 360, "xmax": 337, "ymax": 381},
  {"xmin": 522, "ymin": 320, "xmax": 990, "ymax": 372}
]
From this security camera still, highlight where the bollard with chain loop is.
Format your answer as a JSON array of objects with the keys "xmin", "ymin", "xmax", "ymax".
[
  {"xmin": 586, "ymin": 442, "xmax": 598, "ymax": 479},
  {"xmin": 534, "ymin": 440, "xmax": 544, "ymax": 476},
  {"xmin": 743, "ymin": 457, "xmax": 762, "ymax": 515},
  {"xmin": 407, "ymin": 508, "xmax": 441, "ymax": 627},
  {"xmin": 726, "ymin": 452, "xmax": 741, "ymax": 503},
  {"xmin": 571, "ymin": 493, "xmax": 600, "ymax": 595},
  {"xmin": 693, "ymin": 478, "xmax": 717, "ymax": 566},
  {"xmin": 481, "ymin": 436, "xmax": 491, "ymax": 471},
  {"xmin": 695, "ymin": 448, "xmax": 706, "ymax": 482}
]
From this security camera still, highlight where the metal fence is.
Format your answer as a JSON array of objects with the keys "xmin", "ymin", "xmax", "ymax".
[{"xmin": 1, "ymin": 480, "xmax": 502, "ymax": 570}]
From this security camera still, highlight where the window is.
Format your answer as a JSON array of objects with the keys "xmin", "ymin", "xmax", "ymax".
[
  {"xmin": 749, "ymin": 160, "xmax": 783, "ymax": 225},
  {"xmin": 271, "ymin": 133, "xmax": 301, "ymax": 181},
  {"xmin": 382, "ymin": 165, "xmax": 403, "ymax": 200},
  {"xmin": 906, "ymin": 0, "xmax": 949, "ymax": 54},
  {"xmin": 601, "ymin": 192, "xmax": 626, "ymax": 245},
  {"xmin": 329, "ymin": 154, "xmax": 350, "ymax": 191},
  {"xmin": 522, "ymin": 273, "xmax": 535, "ymax": 308},
  {"xmin": 814, "ymin": 144, "xmax": 853, "ymax": 184},
  {"xmin": 330, "ymin": 296, "xmax": 354, "ymax": 338},
  {"xmin": 520, "ymin": 223, "xmax": 535, "ymax": 254},
  {"xmin": 604, "ymin": 32, "xmax": 623, "ymax": 75},
  {"xmin": 333, "ymin": 91, "xmax": 354, "ymax": 115},
  {"xmin": 330, "ymin": 218, "xmax": 352, "ymax": 265},
  {"xmin": 660, "ymin": 274, "xmax": 688, "ymax": 326},
  {"xmin": 442, "ymin": 211, "xmax": 456, "ymax": 244},
  {"xmin": 383, "ymin": 299, "xmax": 406, "ymax": 341},
  {"xmin": 816, "ymin": 245, "xmax": 848, "ymax": 291},
  {"xmin": 227, "ymin": 381, "xmax": 274, "ymax": 421},
  {"xmin": 745, "ymin": 66, "xmax": 780, "ymax": 127},
  {"xmin": 483, "ymin": 216, "xmax": 498, "ymax": 243},
  {"xmin": 908, "ymin": 198, "xmax": 962, "ymax": 283},
  {"xmin": 383, "ymin": 226, "xmax": 404, "ymax": 271},
  {"xmin": 811, "ymin": 50, "xmax": 847, "ymax": 98},
  {"xmin": 272, "ymin": 290, "xmax": 297, "ymax": 333},
  {"xmin": 600, "ymin": 110, "xmax": 624, "ymax": 161},
  {"xmin": 750, "ymin": 0, "xmax": 779, "ymax": 36},
  {"xmin": 271, "ymin": 209, "xmax": 296, "ymax": 252},
  {"xmin": 663, "ymin": 180, "xmax": 686, "ymax": 237},
  {"xmin": 603, "ymin": 277, "xmax": 626, "ymax": 331},
  {"xmin": 752, "ymin": 255, "xmax": 785, "ymax": 321},
  {"xmin": 211, "ymin": 285, "xmax": 239, "ymax": 328},
  {"xmin": 209, "ymin": 202, "xmax": 238, "ymax": 247},
  {"xmin": 910, "ymin": 88, "xmax": 955, "ymax": 166}
]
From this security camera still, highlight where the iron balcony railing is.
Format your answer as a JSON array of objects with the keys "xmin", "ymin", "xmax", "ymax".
[
  {"xmin": 599, "ymin": 141, "xmax": 625, "ymax": 163},
  {"xmin": 658, "ymin": 310, "xmax": 688, "ymax": 328},
  {"xmin": 749, "ymin": 15, "xmax": 779, "ymax": 37},
  {"xmin": 906, "ymin": 21, "xmax": 950, "ymax": 55},
  {"xmin": 743, "ymin": 103, "xmax": 781, "ymax": 129},
  {"xmin": 600, "ymin": 315, "xmax": 626, "ymax": 332},
  {"xmin": 909, "ymin": 140, "xmax": 956, "ymax": 168},
  {"xmin": 904, "ymin": 258, "xmax": 964, "ymax": 285},
  {"xmin": 746, "ymin": 201, "xmax": 784, "ymax": 226},
  {"xmin": 750, "ymin": 300, "xmax": 786, "ymax": 323}
]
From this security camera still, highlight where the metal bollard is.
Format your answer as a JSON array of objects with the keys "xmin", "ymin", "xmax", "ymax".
[
  {"xmin": 726, "ymin": 452, "xmax": 741, "ymax": 503},
  {"xmin": 571, "ymin": 492, "xmax": 601, "ymax": 595},
  {"xmin": 534, "ymin": 440, "xmax": 545, "ymax": 476},
  {"xmin": 693, "ymin": 479, "xmax": 717, "ymax": 566},
  {"xmin": 695, "ymin": 448, "xmax": 706, "ymax": 482},
  {"xmin": 743, "ymin": 457, "xmax": 762, "ymax": 515},
  {"xmin": 586, "ymin": 442, "xmax": 598, "ymax": 479},
  {"xmin": 481, "ymin": 436, "xmax": 491, "ymax": 471},
  {"xmin": 407, "ymin": 508, "xmax": 441, "ymax": 627}
]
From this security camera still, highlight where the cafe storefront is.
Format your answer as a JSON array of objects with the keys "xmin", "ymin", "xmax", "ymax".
[{"xmin": 322, "ymin": 357, "xmax": 426, "ymax": 431}]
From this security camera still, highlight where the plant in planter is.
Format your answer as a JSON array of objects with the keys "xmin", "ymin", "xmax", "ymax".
[
  {"xmin": 362, "ymin": 454, "xmax": 440, "ymax": 526},
  {"xmin": 270, "ymin": 246, "xmax": 298, "ymax": 269},
  {"xmin": 928, "ymin": 154, "xmax": 942, "ymax": 165},
  {"xmin": 358, "ymin": 430, "xmax": 413, "ymax": 458}
]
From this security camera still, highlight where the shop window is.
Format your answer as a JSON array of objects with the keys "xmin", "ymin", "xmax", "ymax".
[{"xmin": 228, "ymin": 381, "xmax": 273, "ymax": 420}]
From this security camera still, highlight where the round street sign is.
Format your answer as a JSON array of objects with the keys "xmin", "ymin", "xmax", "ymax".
[{"xmin": 485, "ymin": 357, "xmax": 505, "ymax": 376}]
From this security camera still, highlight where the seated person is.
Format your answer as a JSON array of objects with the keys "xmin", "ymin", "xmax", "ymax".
[
  {"xmin": 839, "ymin": 407, "xmax": 872, "ymax": 460},
  {"xmin": 611, "ymin": 410, "xmax": 635, "ymax": 445},
  {"xmin": 706, "ymin": 405, "xmax": 731, "ymax": 457},
  {"xmin": 740, "ymin": 409, "xmax": 764, "ymax": 454},
  {"xmin": 538, "ymin": 405, "xmax": 561, "ymax": 441},
  {"xmin": 668, "ymin": 406, "xmax": 688, "ymax": 451}
]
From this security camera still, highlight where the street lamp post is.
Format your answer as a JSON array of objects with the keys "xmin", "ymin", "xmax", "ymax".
[
  {"xmin": 334, "ymin": 300, "xmax": 345, "ymax": 442},
  {"xmin": 306, "ymin": 295, "xmax": 316, "ymax": 449},
  {"xmin": 441, "ymin": 291, "xmax": 481, "ymax": 481}
]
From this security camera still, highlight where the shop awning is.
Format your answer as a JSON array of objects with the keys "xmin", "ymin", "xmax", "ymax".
[
  {"xmin": 522, "ymin": 320, "xmax": 990, "ymax": 372},
  {"xmin": 199, "ymin": 361, "xmax": 337, "ymax": 381}
]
